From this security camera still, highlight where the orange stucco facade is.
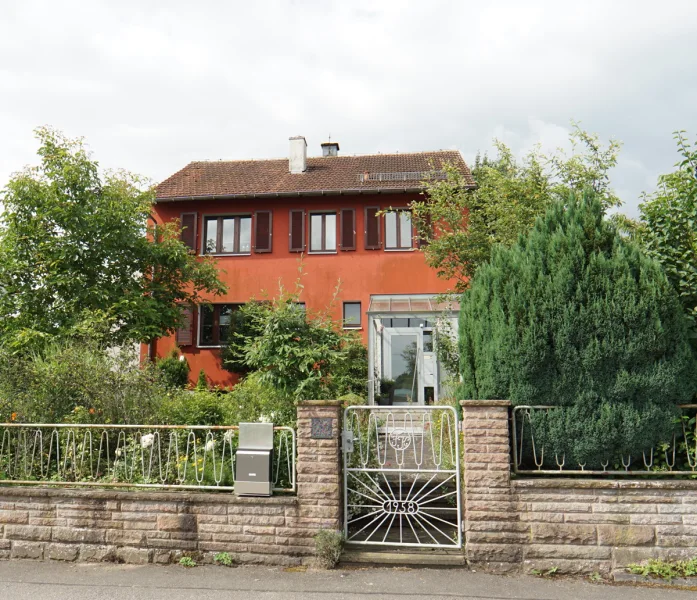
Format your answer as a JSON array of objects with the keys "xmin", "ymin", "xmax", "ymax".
[{"xmin": 147, "ymin": 192, "xmax": 453, "ymax": 387}]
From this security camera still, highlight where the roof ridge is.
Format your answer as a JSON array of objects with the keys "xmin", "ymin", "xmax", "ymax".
[{"xmin": 187, "ymin": 149, "xmax": 462, "ymax": 166}]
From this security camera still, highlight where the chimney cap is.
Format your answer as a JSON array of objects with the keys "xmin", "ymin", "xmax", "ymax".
[
  {"xmin": 289, "ymin": 135, "xmax": 307, "ymax": 144},
  {"xmin": 321, "ymin": 141, "xmax": 340, "ymax": 157}
]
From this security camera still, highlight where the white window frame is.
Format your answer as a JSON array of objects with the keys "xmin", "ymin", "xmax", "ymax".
[{"xmin": 308, "ymin": 212, "xmax": 338, "ymax": 254}]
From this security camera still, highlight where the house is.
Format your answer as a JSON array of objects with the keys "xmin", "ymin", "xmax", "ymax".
[{"xmin": 147, "ymin": 136, "xmax": 476, "ymax": 404}]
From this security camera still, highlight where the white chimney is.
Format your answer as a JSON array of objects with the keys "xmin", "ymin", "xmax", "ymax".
[{"xmin": 289, "ymin": 136, "xmax": 307, "ymax": 173}]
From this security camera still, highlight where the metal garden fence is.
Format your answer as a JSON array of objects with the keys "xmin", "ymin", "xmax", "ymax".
[
  {"xmin": 512, "ymin": 404, "xmax": 697, "ymax": 476},
  {"xmin": 0, "ymin": 423, "xmax": 295, "ymax": 492}
]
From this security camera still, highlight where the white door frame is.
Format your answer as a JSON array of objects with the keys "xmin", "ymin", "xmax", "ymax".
[{"xmin": 382, "ymin": 327, "xmax": 423, "ymax": 405}]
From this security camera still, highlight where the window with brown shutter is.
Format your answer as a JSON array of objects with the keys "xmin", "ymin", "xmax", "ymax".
[
  {"xmin": 289, "ymin": 209, "xmax": 305, "ymax": 252},
  {"xmin": 180, "ymin": 213, "xmax": 197, "ymax": 251},
  {"xmin": 340, "ymin": 209, "xmax": 356, "ymax": 251},
  {"xmin": 202, "ymin": 216, "xmax": 252, "ymax": 255},
  {"xmin": 254, "ymin": 211, "xmax": 272, "ymax": 253},
  {"xmin": 385, "ymin": 210, "xmax": 414, "ymax": 250},
  {"xmin": 176, "ymin": 305, "xmax": 194, "ymax": 346},
  {"xmin": 364, "ymin": 206, "xmax": 380, "ymax": 249},
  {"xmin": 198, "ymin": 303, "xmax": 244, "ymax": 347}
]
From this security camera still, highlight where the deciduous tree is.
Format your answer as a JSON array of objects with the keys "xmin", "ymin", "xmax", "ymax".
[
  {"xmin": 637, "ymin": 131, "xmax": 697, "ymax": 327},
  {"xmin": 0, "ymin": 127, "xmax": 226, "ymax": 350},
  {"xmin": 410, "ymin": 124, "xmax": 621, "ymax": 292}
]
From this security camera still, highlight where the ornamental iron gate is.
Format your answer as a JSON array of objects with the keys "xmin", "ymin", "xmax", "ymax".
[{"xmin": 342, "ymin": 406, "xmax": 462, "ymax": 549}]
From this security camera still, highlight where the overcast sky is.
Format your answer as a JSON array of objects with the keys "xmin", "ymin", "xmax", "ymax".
[{"xmin": 2, "ymin": 0, "xmax": 696, "ymax": 217}]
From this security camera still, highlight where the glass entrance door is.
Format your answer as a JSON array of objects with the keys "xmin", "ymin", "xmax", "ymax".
[{"xmin": 383, "ymin": 328, "xmax": 422, "ymax": 404}]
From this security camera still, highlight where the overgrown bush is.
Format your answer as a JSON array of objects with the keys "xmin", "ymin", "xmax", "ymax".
[
  {"xmin": 459, "ymin": 192, "xmax": 697, "ymax": 467},
  {"xmin": 224, "ymin": 372, "xmax": 297, "ymax": 426},
  {"xmin": 156, "ymin": 389, "xmax": 232, "ymax": 426},
  {"xmin": 0, "ymin": 335, "xmax": 304, "ymax": 427},
  {"xmin": 221, "ymin": 279, "xmax": 368, "ymax": 401},
  {"xmin": 0, "ymin": 341, "xmax": 168, "ymax": 424},
  {"xmin": 314, "ymin": 529, "xmax": 344, "ymax": 569},
  {"xmin": 156, "ymin": 348, "xmax": 190, "ymax": 389}
]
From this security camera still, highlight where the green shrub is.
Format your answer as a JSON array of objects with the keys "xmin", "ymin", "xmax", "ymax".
[
  {"xmin": 226, "ymin": 372, "xmax": 296, "ymax": 426},
  {"xmin": 156, "ymin": 348, "xmax": 190, "ymax": 389},
  {"xmin": 459, "ymin": 192, "xmax": 697, "ymax": 467},
  {"xmin": 314, "ymin": 529, "xmax": 344, "ymax": 569},
  {"xmin": 157, "ymin": 389, "xmax": 232, "ymax": 426},
  {"xmin": 339, "ymin": 393, "xmax": 366, "ymax": 410},
  {"xmin": 195, "ymin": 369, "xmax": 208, "ymax": 391},
  {"xmin": 221, "ymin": 279, "xmax": 368, "ymax": 401},
  {"xmin": 0, "ymin": 341, "xmax": 168, "ymax": 424}
]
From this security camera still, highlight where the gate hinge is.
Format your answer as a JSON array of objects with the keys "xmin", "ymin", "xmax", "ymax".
[
  {"xmin": 461, "ymin": 520, "xmax": 466, "ymax": 533},
  {"xmin": 342, "ymin": 430, "xmax": 354, "ymax": 453}
]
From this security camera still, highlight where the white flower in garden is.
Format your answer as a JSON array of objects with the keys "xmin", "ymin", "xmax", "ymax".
[
  {"xmin": 224, "ymin": 430, "xmax": 235, "ymax": 444},
  {"xmin": 115, "ymin": 447, "xmax": 123, "ymax": 458},
  {"xmin": 141, "ymin": 433, "xmax": 154, "ymax": 448},
  {"xmin": 258, "ymin": 414, "xmax": 270, "ymax": 423},
  {"xmin": 205, "ymin": 439, "xmax": 215, "ymax": 452}
]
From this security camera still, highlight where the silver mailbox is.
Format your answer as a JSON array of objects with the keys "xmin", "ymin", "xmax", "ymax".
[{"xmin": 235, "ymin": 423, "xmax": 274, "ymax": 496}]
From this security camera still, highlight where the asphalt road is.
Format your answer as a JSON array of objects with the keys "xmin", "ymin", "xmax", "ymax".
[{"xmin": 0, "ymin": 562, "xmax": 694, "ymax": 600}]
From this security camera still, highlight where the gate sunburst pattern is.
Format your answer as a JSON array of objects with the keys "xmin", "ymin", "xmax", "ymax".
[{"xmin": 343, "ymin": 406, "xmax": 462, "ymax": 548}]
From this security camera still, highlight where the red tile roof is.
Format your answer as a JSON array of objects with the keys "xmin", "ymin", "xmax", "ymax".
[{"xmin": 156, "ymin": 150, "xmax": 475, "ymax": 200}]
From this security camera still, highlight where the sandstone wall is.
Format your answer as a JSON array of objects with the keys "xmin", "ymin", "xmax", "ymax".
[
  {"xmin": 461, "ymin": 400, "xmax": 697, "ymax": 575},
  {"xmin": 0, "ymin": 400, "xmax": 342, "ymax": 567}
]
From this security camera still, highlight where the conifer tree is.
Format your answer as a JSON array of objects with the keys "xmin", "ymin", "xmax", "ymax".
[{"xmin": 459, "ymin": 192, "xmax": 697, "ymax": 466}]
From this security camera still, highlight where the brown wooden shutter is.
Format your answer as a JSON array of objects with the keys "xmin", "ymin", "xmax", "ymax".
[
  {"xmin": 180, "ymin": 213, "xmax": 197, "ymax": 251},
  {"xmin": 364, "ymin": 206, "xmax": 380, "ymax": 249},
  {"xmin": 418, "ymin": 214, "xmax": 432, "ymax": 248},
  {"xmin": 175, "ymin": 305, "xmax": 194, "ymax": 347},
  {"xmin": 289, "ymin": 209, "xmax": 305, "ymax": 252},
  {"xmin": 340, "ymin": 209, "xmax": 356, "ymax": 251},
  {"xmin": 254, "ymin": 210, "xmax": 273, "ymax": 253}
]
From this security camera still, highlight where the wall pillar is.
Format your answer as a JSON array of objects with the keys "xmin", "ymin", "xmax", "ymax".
[
  {"xmin": 295, "ymin": 400, "xmax": 343, "ymax": 534},
  {"xmin": 460, "ymin": 400, "xmax": 522, "ymax": 573}
]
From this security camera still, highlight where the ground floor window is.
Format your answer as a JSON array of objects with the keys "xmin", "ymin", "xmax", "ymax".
[
  {"xmin": 343, "ymin": 301, "xmax": 361, "ymax": 328},
  {"xmin": 199, "ymin": 303, "xmax": 243, "ymax": 347}
]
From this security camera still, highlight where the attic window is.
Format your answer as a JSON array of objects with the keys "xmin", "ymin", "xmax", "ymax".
[{"xmin": 358, "ymin": 171, "xmax": 447, "ymax": 183}]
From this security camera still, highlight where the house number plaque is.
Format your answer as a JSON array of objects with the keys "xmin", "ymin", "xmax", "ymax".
[{"xmin": 311, "ymin": 417, "xmax": 333, "ymax": 439}]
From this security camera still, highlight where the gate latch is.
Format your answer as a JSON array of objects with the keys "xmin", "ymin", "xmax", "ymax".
[{"xmin": 342, "ymin": 430, "xmax": 354, "ymax": 453}]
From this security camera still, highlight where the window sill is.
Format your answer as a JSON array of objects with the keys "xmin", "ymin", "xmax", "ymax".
[
  {"xmin": 343, "ymin": 326, "xmax": 363, "ymax": 331},
  {"xmin": 384, "ymin": 247, "xmax": 415, "ymax": 252},
  {"xmin": 308, "ymin": 251, "xmax": 338, "ymax": 255},
  {"xmin": 203, "ymin": 253, "xmax": 252, "ymax": 257},
  {"xmin": 197, "ymin": 345, "xmax": 222, "ymax": 349}
]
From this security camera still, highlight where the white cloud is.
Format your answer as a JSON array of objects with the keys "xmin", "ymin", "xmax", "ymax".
[{"xmin": 0, "ymin": 0, "xmax": 696, "ymax": 220}]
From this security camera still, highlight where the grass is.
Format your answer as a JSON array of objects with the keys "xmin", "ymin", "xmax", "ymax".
[
  {"xmin": 179, "ymin": 556, "xmax": 197, "ymax": 568},
  {"xmin": 214, "ymin": 552, "xmax": 234, "ymax": 567},
  {"xmin": 628, "ymin": 558, "xmax": 697, "ymax": 582},
  {"xmin": 530, "ymin": 566, "xmax": 559, "ymax": 578}
]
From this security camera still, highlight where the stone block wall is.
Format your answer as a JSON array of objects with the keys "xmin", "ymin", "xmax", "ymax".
[
  {"xmin": 461, "ymin": 400, "xmax": 697, "ymax": 575},
  {"xmin": 0, "ymin": 400, "xmax": 342, "ymax": 567},
  {"xmin": 513, "ymin": 479, "xmax": 697, "ymax": 575}
]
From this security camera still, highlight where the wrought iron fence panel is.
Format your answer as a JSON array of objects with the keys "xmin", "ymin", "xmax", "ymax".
[
  {"xmin": 0, "ymin": 423, "xmax": 296, "ymax": 492},
  {"xmin": 512, "ymin": 405, "xmax": 697, "ymax": 476},
  {"xmin": 343, "ymin": 405, "xmax": 462, "ymax": 549}
]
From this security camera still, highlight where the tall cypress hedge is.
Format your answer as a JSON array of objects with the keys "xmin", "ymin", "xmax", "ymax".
[{"xmin": 459, "ymin": 193, "xmax": 697, "ymax": 467}]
